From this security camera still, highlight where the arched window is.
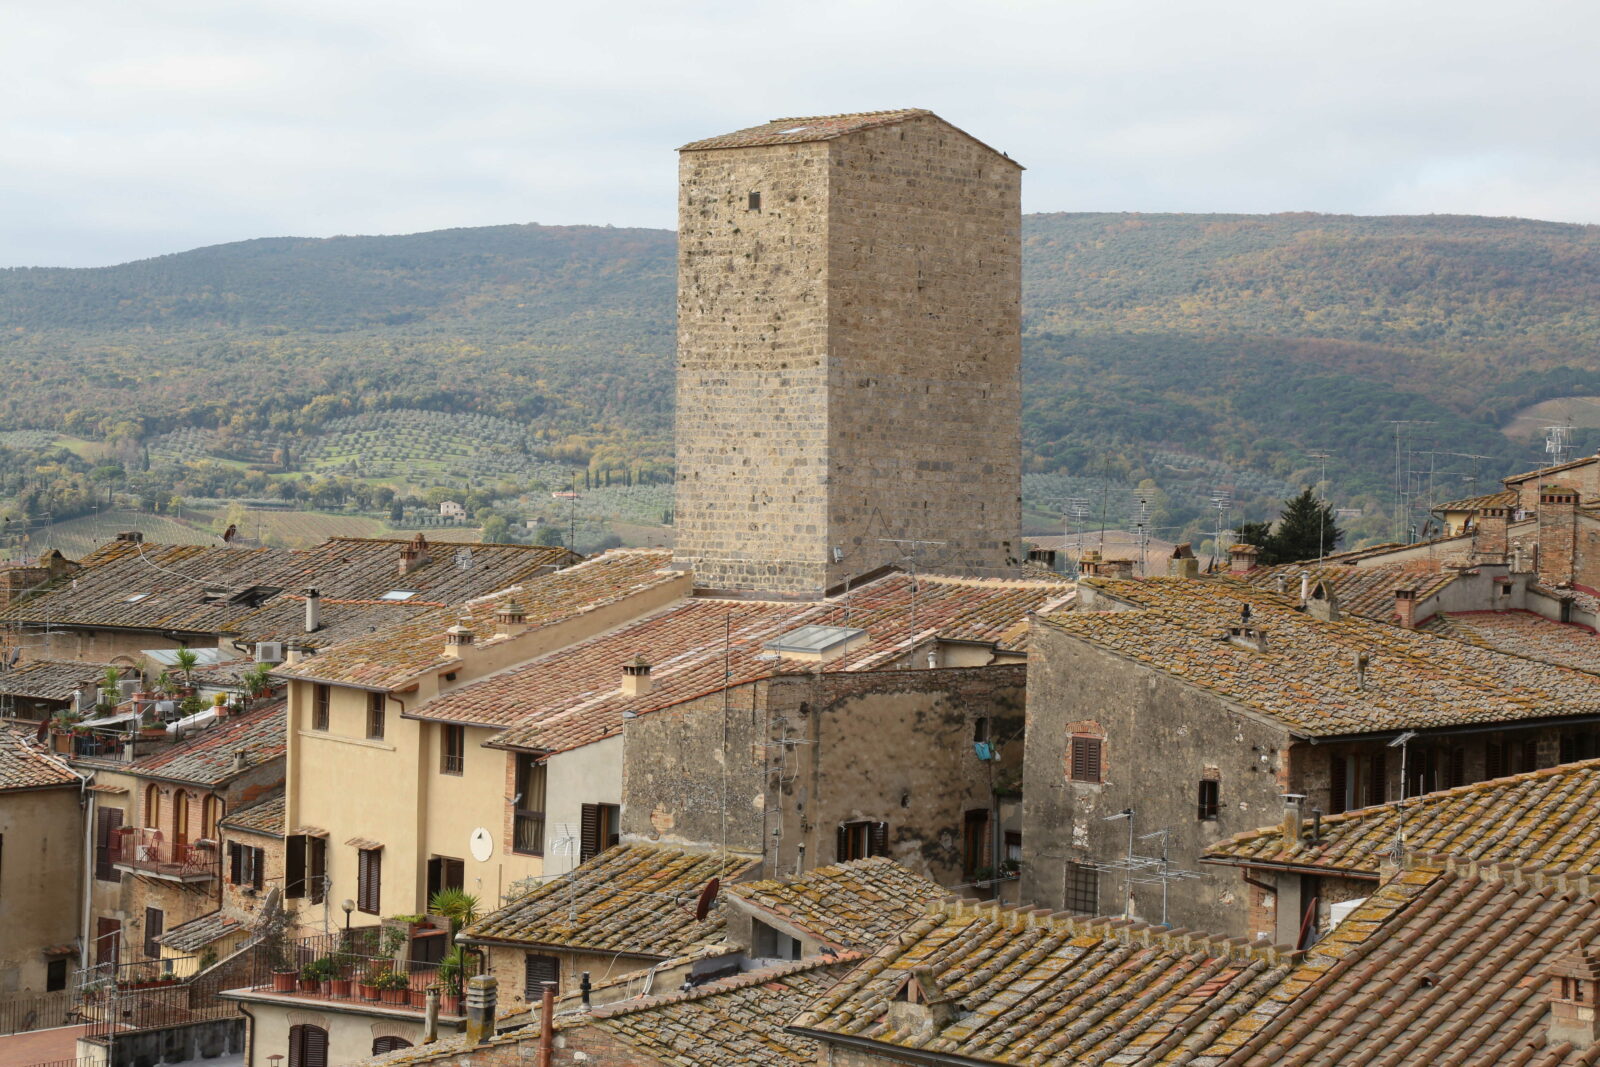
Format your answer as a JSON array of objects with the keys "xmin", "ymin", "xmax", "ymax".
[
  {"xmin": 145, "ymin": 785, "xmax": 161, "ymax": 829},
  {"xmin": 289, "ymin": 1024, "xmax": 329, "ymax": 1067},
  {"xmin": 172, "ymin": 790, "xmax": 189, "ymax": 848},
  {"xmin": 201, "ymin": 795, "xmax": 221, "ymax": 840},
  {"xmin": 372, "ymin": 1036, "xmax": 413, "ymax": 1054}
]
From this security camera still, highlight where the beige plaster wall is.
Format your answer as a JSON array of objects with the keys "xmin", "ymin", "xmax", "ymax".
[{"xmin": 0, "ymin": 784, "xmax": 83, "ymax": 991}]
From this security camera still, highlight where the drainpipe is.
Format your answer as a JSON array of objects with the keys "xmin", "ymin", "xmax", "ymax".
[
  {"xmin": 70, "ymin": 760, "xmax": 96, "ymax": 974},
  {"xmin": 537, "ymin": 981, "xmax": 556, "ymax": 1067}
]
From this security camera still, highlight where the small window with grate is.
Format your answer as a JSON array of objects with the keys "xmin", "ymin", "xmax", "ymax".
[
  {"xmin": 747, "ymin": 191, "xmax": 761, "ymax": 211},
  {"xmin": 525, "ymin": 953, "xmax": 560, "ymax": 998},
  {"xmin": 1064, "ymin": 861, "xmax": 1098, "ymax": 915},
  {"xmin": 1197, "ymin": 779, "xmax": 1220, "ymax": 820}
]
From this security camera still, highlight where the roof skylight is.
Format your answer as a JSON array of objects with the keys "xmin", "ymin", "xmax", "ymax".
[{"xmin": 380, "ymin": 590, "xmax": 419, "ymax": 602}]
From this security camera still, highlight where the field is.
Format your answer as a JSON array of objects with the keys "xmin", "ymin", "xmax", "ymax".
[{"xmin": 16, "ymin": 510, "xmax": 216, "ymax": 559}]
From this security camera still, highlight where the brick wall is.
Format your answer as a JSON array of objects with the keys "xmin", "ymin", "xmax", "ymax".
[{"xmin": 1536, "ymin": 486, "xmax": 1579, "ymax": 587}]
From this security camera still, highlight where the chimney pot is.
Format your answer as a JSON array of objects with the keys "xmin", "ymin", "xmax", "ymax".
[
  {"xmin": 494, "ymin": 598, "xmax": 529, "ymax": 637},
  {"xmin": 621, "ymin": 655, "xmax": 653, "ymax": 698},
  {"xmin": 1229, "ymin": 544, "xmax": 1260, "ymax": 574},
  {"xmin": 465, "ymin": 974, "xmax": 498, "ymax": 1046},
  {"xmin": 444, "ymin": 624, "xmax": 475, "ymax": 659},
  {"xmin": 1281, "ymin": 794, "xmax": 1305, "ymax": 844},
  {"xmin": 1548, "ymin": 940, "xmax": 1600, "ymax": 1047},
  {"xmin": 304, "ymin": 587, "xmax": 321, "ymax": 635}
]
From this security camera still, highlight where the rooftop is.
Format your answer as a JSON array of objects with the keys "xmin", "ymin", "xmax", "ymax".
[
  {"xmin": 1047, "ymin": 577, "xmax": 1600, "ymax": 736},
  {"xmin": 218, "ymin": 787, "xmax": 284, "ymax": 838},
  {"xmin": 680, "ymin": 109, "xmax": 928, "ymax": 150},
  {"xmin": 789, "ymin": 899, "xmax": 1303, "ymax": 1065},
  {"xmin": 272, "ymin": 548, "xmax": 682, "ymax": 691},
  {"xmin": 120, "ymin": 699, "xmax": 286, "ymax": 786},
  {"xmin": 1205, "ymin": 757, "xmax": 1600, "ymax": 877},
  {"xmin": 433, "ymin": 570, "xmax": 1066, "ymax": 751},
  {"xmin": 157, "ymin": 909, "xmax": 248, "ymax": 952},
  {"xmin": 0, "ymin": 659, "xmax": 114, "ymax": 703},
  {"xmin": 726, "ymin": 857, "xmax": 948, "ymax": 950},
  {"xmin": 0, "ymin": 732, "xmax": 77, "ymax": 791},
  {"xmin": 462, "ymin": 844, "xmax": 758, "ymax": 957},
  {"xmin": 1436, "ymin": 489, "xmax": 1519, "ymax": 511},
  {"xmin": 1230, "ymin": 561, "xmax": 1460, "ymax": 624},
  {"xmin": 1424, "ymin": 610, "xmax": 1600, "ymax": 673}
]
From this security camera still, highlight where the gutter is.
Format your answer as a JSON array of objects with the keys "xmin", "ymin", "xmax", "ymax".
[
  {"xmin": 455, "ymin": 935, "xmax": 661, "ymax": 961},
  {"xmin": 1199, "ymin": 854, "xmax": 1379, "ymax": 880},
  {"xmin": 1300, "ymin": 711, "xmax": 1600, "ymax": 746}
]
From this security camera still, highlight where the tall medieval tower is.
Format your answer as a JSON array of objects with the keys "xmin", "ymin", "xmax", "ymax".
[{"xmin": 673, "ymin": 109, "xmax": 1022, "ymax": 596}]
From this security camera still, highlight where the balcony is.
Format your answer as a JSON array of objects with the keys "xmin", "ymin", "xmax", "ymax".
[
  {"xmin": 110, "ymin": 831, "xmax": 219, "ymax": 883},
  {"xmin": 225, "ymin": 930, "xmax": 465, "ymax": 1021}
]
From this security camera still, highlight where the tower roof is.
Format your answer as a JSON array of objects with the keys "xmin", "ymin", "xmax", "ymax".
[{"xmin": 679, "ymin": 109, "xmax": 1022, "ymax": 165}]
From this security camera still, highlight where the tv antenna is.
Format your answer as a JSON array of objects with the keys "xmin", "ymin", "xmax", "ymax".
[
  {"xmin": 1090, "ymin": 808, "xmax": 1200, "ymax": 926},
  {"xmin": 878, "ymin": 537, "xmax": 947, "ymax": 636},
  {"xmin": 1065, "ymin": 498, "xmax": 1091, "ymax": 577},
  {"xmin": 1545, "ymin": 424, "xmax": 1576, "ymax": 467},
  {"xmin": 1209, "ymin": 489, "xmax": 1233, "ymax": 569},
  {"xmin": 1129, "ymin": 491, "xmax": 1154, "ymax": 576}
]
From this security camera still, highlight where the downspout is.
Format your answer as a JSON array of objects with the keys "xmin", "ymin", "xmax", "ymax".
[
  {"xmin": 72, "ymin": 763, "xmax": 95, "ymax": 974},
  {"xmin": 237, "ymin": 1001, "xmax": 258, "ymax": 1067}
]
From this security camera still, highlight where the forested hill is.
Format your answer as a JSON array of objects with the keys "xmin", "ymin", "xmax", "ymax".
[{"xmin": 5, "ymin": 212, "xmax": 1600, "ymax": 515}]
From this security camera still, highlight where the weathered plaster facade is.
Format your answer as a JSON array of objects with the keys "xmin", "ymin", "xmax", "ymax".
[
  {"xmin": 0, "ymin": 782, "xmax": 83, "ymax": 991},
  {"xmin": 673, "ymin": 112, "xmax": 1023, "ymax": 596}
]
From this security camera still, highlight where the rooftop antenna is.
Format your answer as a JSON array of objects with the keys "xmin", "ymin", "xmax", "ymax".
[
  {"xmin": 1306, "ymin": 450, "xmax": 1333, "ymax": 561},
  {"xmin": 1066, "ymin": 498, "xmax": 1091, "ymax": 578},
  {"xmin": 1389, "ymin": 730, "xmax": 1417, "ymax": 861},
  {"xmin": 878, "ymin": 537, "xmax": 947, "ymax": 636},
  {"xmin": 1209, "ymin": 489, "xmax": 1233, "ymax": 570},
  {"xmin": 1545, "ymin": 423, "xmax": 1575, "ymax": 468},
  {"xmin": 1387, "ymin": 421, "xmax": 1433, "ymax": 543},
  {"xmin": 1091, "ymin": 808, "xmax": 1199, "ymax": 925},
  {"xmin": 1129, "ymin": 491, "xmax": 1153, "ymax": 576}
]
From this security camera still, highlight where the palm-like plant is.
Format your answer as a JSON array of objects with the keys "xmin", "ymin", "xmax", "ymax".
[
  {"xmin": 172, "ymin": 646, "xmax": 199, "ymax": 689},
  {"xmin": 428, "ymin": 888, "xmax": 480, "ymax": 934}
]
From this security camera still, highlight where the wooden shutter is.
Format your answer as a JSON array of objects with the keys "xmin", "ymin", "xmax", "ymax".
[
  {"xmin": 1519, "ymin": 741, "xmax": 1539, "ymax": 773},
  {"xmin": 96, "ymin": 918, "xmax": 120, "ymax": 966},
  {"xmin": 1486, "ymin": 742, "xmax": 1504, "ymax": 780},
  {"xmin": 285, "ymin": 836, "xmax": 306, "ymax": 898},
  {"xmin": 1366, "ymin": 751, "xmax": 1387, "ymax": 807},
  {"xmin": 1448, "ymin": 747, "xmax": 1466, "ymax": 788},
  {"xmin": 252, "ymin": 846, "xmax": 265, "ymax": 890},
  {"xmin": 1329, "ymin": 756, "xmax": 1348, "ymax": 814},
  {"xmin": 144, "ymin": 907, "xmax": 164, "ymax": 959},
  {"xmin": 1070, "ymin": 737, "xmax": 1103, "ymax": 783},
  {"xmin": 229, "ymin": 843, "xmax": 242, "ymax": 885},
  {"xmin": 580, "ymin": 804, "xmax": 600, "ymax": 863},
  {"xmin": 869, "ymin": 821, "xmax": 889, "ymax": 858},
  {"xmin": 96, "ymin": 807, "xmax": 123, "ymax": 883},
  {"xmin": 372, "ymin": 1037, "xmax": 412, "ymax": 1054},
  {"xmin": 835, "ymin": 824, "xmax": 849, "ymax": 862},
  {"xmin": 309, "ymin": 838, "xmax": 326, "ymax": 905},
  {"xmin": 290, "ymin": 1024, "xmax": 329, "ymax": 1067},
  {"xmin": 524, "ymin": 953, "xmax": 559, "ymax": 997},
  {"xmin": 1561, "ymin": 734, "xmax": 1578, "ymax": 764},
  {"xmin": 358, "ymin": 848, "xmax": 381, "ymax": 914}
]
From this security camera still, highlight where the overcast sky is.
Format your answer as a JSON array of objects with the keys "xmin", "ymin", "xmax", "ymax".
[{"xmin": 4, "ymin": 0, "xmax": 1597, "ymax": 267}]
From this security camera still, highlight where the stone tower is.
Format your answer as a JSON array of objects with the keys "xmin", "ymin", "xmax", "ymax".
[{"xmin": 673, "ymin": 109, "xmax": 1023, "ymax": 596}]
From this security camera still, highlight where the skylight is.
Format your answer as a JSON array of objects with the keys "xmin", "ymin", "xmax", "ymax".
[
  {"xmin": 764, "ymin": 625, "xmax": 867, "ymax": 656},
  {"xmin": 125, "ymin": 593, "xmax": 151, "ymax": 603},
  {"xmin": 777, "ymin": 126, "xmax": 810, "ymax": 134},
  {"xmin": 380, "ymin": 590, "xmax": 419, "ymax": 602}
]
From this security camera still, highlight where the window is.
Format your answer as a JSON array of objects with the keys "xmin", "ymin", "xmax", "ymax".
[
  {"xmin": 747, "ymin": 191, "xmax": 761, "ymax": 211},
  {"xmin": 312, "ymin": 685, "xmax": 330, "ymax": 731},
  {"xmin": 285, "ymin": 835, "xmax": 327, "ymax": 903},
  {"xmin": 172, "ymin": 789, "xmax": 189, "ymax": 848},
  {"xmin": 372, "ymin": 1037, "xmax": 413, "ymax": 1055},
  {"xmin": 200, "ymin": 795, "xmax": 220, "ymax": 841},
  {"xmin": 145, "ymin": 785, "xmax": 161, "ymax": 829},
  {"xmin": 973, "ymin": 717, "xmax": 990, "ymax": 744},
  {"xmin": 229, "ymin": 843, "xmax": 264, "ymax": 890},
  {"xmin": 357, "ymin": 846, "xmax": 382, "ymax": 914},
  {"xmin": 289, "ymin": 1023, "xmax": 329, "ymax": 1067},
  {"xmin": 1197, "ymin": 779, "xmax": 1220, "ymax": 821},
  {"xmin": 1561, "ymin": 732, "xmax": 1600, "ymax": 764},
  {"xmin": 836, "ymin": 821, "xmax": 888, "ymax": 862},
  {"xmin": 579, "ymin": 803, "xmax": 620, "ymax": 863},
  {"xmin": 95, "ymin": 918, "xmax": 120, "ymax": 967},
  {"xmin": 1005, "ymin": 831, "xmax": 1022, "ymax": 865},
  {"xmin": 46, "ymin": 959, "xmax": 67, "ymax": 992},
  {"xmin": 513, "ymin": 755, "xmax": 547, "ymax": 856},
  {"xmin": 1517, "ymin": 740, "xmax": 1539, "ymax": 774},
  {"xmin": 379, "ymin": 590, "xmax": 418, "ymax": 602},
  {"xmin": 95, "ymin": 807, "xmax": 123, "ymax": 883},
  {"xmin": 752, "ymin": 920, "xmax": 801, "ymax": 961},
  {"xmin": 1068, "ymin": 735, "xmax": 1103, "ymax": 783},
  {"xmin": 1443, "ymin": 746, "xmax": 1467, "ymax": 789},
  {"xmin": 144, "ymin": 907, "xmax": 164, "ymax": 959},
  {"xmin": 524, "ymin": 953, "xmax": 560, "ymax": 998},
  {"xmin": 1365, "ymin": 751, "xmax": 1387, "ymax": 806},
  {"xmin": 962, "ymin": 809, "xmax": 989, "ymax": 880},
  {"xmin": 1486, "ymin": 740, "xmax": 1505, "ymax": 780},
  {"xmin": 1064, "ymin": 861, "xmax": 1099, "ymax": 915},
  {"xmin": 441, "ymin": 724, "xmax": 465, "ymax": 775},
  {"xmin": 1330, "ymin": 751, "xmax": 1387, "ymax": 813},
  {"xmin": 367, "ymin": 692, "xmax": 386, "ymax": 741},
  {"xmin": 427, "ymin": 857, "xmax": 464, "ymax": 903}
]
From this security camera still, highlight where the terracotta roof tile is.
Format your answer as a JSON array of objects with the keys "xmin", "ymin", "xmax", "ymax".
[
  {"xmin": 462, "ymin": 844, "xmax": 758, "ymax": 956},
  {"xmin": 439, "ymin": 571, "xmax": 1067, "ymax": 749},
  {"xmin": 1205, "ymin": 758, "xmax": 1600, "ymax": 876},
  {"xmin": 680, "ymin": 110, "xmax": 932, "ymax": 151},
  {"xmin": 219, "ymin": 788, "xmax": 284, "ymax": 838},
  {"xmin": 1232, "ymin": 562, "xmax": 1459, "ymax": 624},
  {"xmin": 157, "ymin": 909, "xmax": 248, "ymax": 952},
  {"xmin": 272, "ymin": 549, "xmax": 681, "ymax": 690},
  {"xmin": 0, "ymin": 732, "xmax": 78, "ymax": 791},
  {"xmin": 1049, "ymin": 577, "xmax": 1600, "ymax": 736},
  {"xmin": 123, "ymin": 700, "xmax": 285, "ymax": 786},
  {"xmin": 1436, "ymin": 489, "xmax": 1518, "ymax": 511},
  {"xmin": 0, "ymin": 659, "xmax": 116, "ymax": 702},
  {"xmin": 1423, "ymin": 610, "xmax": 1600, "ymax": 672},
  {"xmin": 727, "ymin": 857, "xmax": 947, "ymax": 949}
]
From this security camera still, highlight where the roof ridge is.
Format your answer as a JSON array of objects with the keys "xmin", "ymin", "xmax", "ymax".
[{"xmin": 584, "ymin": 951, "xmax": 860, "ymax": 1020}]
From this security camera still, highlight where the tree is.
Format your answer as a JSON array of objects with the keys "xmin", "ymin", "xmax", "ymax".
[
  {"xmin": 1268, "ymin": 488, "xmax": 1342, "ymax": 563},
  {"xmin": 1234, "ymin": 520, "xmax": 1274, "ymax": 556}
]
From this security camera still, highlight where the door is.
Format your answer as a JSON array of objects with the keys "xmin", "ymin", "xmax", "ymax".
[
  {"xmin": 95, "ymin": 918, "xmax": 121, "ymax": 967},
  {"xmin": 172, "ymin": 790, "xmax": 189, "ymax": 858}
]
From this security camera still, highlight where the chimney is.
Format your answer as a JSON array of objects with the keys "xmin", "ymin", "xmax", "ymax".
[
  {"xmin": 1167, "ymin": 543, "xmax": 1199, "ymax": 579},
  {"xmin": 1274, "ymin": 573, "xmax": 1287, "ymax": 595},
  {"xmin": 537, "ymin": 981, "xmax": 556, "ymax": 1067},
  {"xmin": 304, "ymin": 587, "xmax": 321, "ymax": 634},
  {"xmin": 1475, "ymin": 506, "xmax": 1509, "ymax": 558},
  {"xmin": 422, "ymin": 987, "xmax": 439, "ymax": 1044},
  {"xmin": 1077, "ymin": 549, "xmax": 1103, "ymax": 576},
  {"xmin": 1536, "ymin": 485, "xmax": 1579, "ymax": 587},
  {"xmin": 1548, "ymin": 940, "xmax": 1600, "ymax": 1047},
  {"xmin": 1281, "ymin": 794, "xmax": 1305, "ymax": 844},
  {"xmin": 621, "ymin": 655, "xmax": 652, "ymax": 698},
  {"xmin": 1354, "ymin": 651, "xmax": 1370, "ymax": 691},
  {"xmin": 284, "ymin": 644, "xmax": 304, "ymax": 666},
  {"xmin": 232, "ymin": 749, "xmax": 249, "ymax": 773},
  {"xmin": 444, "ymin": 624, "xmax": 475, "ymax": 659},
  {"xmin": 115, "ymin": 531, "xmax": 144, "ymax": 544},
  {"xmin": 1305, "ymin": 580, "xmax": 1341, "ymax": 622},
  {"xmin": 1299, "ymin": 570, "xmax": 1311, "ymax": 604},
  {"xmin": 1229, "ymin": 544, "xmax": 1260, "ymax": 574},
  {"xmin": 1224, "ymin": 625, "xmax": 1270, "ymax": 654},
  {"xmin": 886, "ymin": 966, "xmax": 961, "ymax": 1036},
  {"xmin": 494, "ymin": 598, "xmax": 529, "ymax": 638},
  {"xmin": 1394, "ymin": 587, "xmax": 1418, "ymax": 629},
  {"xmin": 398, "ymin": 533, "xmax": 431, "ymax": 577},
  {"xmin": 464, "ymin": 974, "xmax": 498, "ymax": 1046}
]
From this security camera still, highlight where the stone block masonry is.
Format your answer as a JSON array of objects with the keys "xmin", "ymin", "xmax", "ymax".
[{"xmin": 673, "ymin": 112, "xmax": 1023, "ymax": 597}]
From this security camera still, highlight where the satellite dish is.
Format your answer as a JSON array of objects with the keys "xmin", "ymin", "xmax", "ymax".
[
  {"xmin": 694, "ymin": 877, "xmax": 721, "ymax": 922},
  {"xmin": 469, "ymin": 827, "xmax": 493, "ymax": 863}
]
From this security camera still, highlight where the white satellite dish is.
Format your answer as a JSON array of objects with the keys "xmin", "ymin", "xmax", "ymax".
[{"xmin": 469, "ymin": 827, "xmax": 493, "ymax": 862}]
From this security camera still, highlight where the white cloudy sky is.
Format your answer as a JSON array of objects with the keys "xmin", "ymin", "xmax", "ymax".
[{"xmin": 3, "ymin": 0, "xmax": 1597, "ymax": 267}]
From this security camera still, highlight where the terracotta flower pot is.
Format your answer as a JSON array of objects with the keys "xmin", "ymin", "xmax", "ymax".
[
  {"xmin": 330, "ymin": 978, "xmax": 352, "ymax": 998},
  {"xmin": 409, "ymin": 988, "xmax": 427, "ymax": 1009},
  {"xmin": 297, "ymin": 977, "xmax": 317, "ymax": 993},
  {"xmin": 381, "ymin": 988, "xmax": 408, "ymax": 1005},
  {"xmin": 272, "ymin": 971, "xmax": 296, "ymax": 993},
  {"xmin": 440, "ymin": 993, "xmax": 462, "ymax": 1015},
  {"xmin": 359, "ymin": 983, "xmax": 380, "ymax": 1001}
]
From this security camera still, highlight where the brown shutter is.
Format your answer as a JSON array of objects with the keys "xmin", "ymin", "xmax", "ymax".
[
  {"xmin": 1070, "ymin": 737, "xmax": 1103, "ymax": 783},
  {"xmin": 1561, "ymin": 734, "xmax": 1578, "ymax": 764},
  {"xmin": 309, "ymin": 838, "xmax": 326, "ymax": 905},
  {"xmin": 1520, "ymin": 741, "xmax": 1539, "ymax": 773},
  {"xmin": 836, "ymin": 823, "xmax": 848, "ymax": 862},
  {"xmin": 144, "ymin": 907, "xmax": 164, "ymax": 959},
  {"xmin": 579, "ymin": 804, "xmax": 600, "ymax": 863},
  {"xmin": 1329, "ymin": 756, "xmax": 1348, "ymax": 814},
  {"xmin": 358, "ymin": 848, "xmax": 381, "ymax": 914},
  {"xmin": 1448, "ymin": 747, "xmax": 1466, "ymax": 788},
  {"xmin": 291, "ymin": 1024, "xmax": 329, "ymax": 1067},
  {"xmin": 524, "ymin": 954, "xmax": 559, "ymax": 997},
  {"xmin": 869, "ymin": 822, "xmax": 889, "ymax": 858},
  {"xmin": 252, "ymin": 846, "xmax": 265, "ymax": 890},
  {"xmin": 1486, "ymin": 742, "xmax": 1504, "ymax": 780},
  {"xmin": 96, "ymin": 807, "xmax": 123, "ymax": 883},
  {"xmin": 1366, "ymin": 751, "xmax": 1387, "ymax": 806},
  {"xmin": 285, "ymin": 836, "xmax": 306, "ymax": 898},
  {"xmin": 229, "ymin": 843, "xmax": 242, "ymax": 885}
]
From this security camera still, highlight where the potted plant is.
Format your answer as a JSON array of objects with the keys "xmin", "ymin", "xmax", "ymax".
[
  {"xmin": 173, "ymin": 646, "xmax": 199, "ymax": 693},
  {"xmin": 375, "ymin": 969, "xmax": 411, "ymax": 1005},
  {"xmin": 436, "ymin": 948, "xmax": 468, "ymax": 1015},
  {"xmin": 328, "ymin": 951, "xmax": 354, "ymax": 997},
  {"xmin": 297, "ymin": 960, "xmax": 323, "ymax": 993},
  {"xmin": 358, "ymin": 966, "xmax": 385, "ymax": 1002},
  {"xmin": 259, "ymin": 901, "xmax": 296, "ymax": 992}
]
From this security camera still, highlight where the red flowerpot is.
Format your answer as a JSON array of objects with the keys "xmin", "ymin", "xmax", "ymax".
[
  {"xmin": 330, "ymin": 978, "xmax": 351, "ymax": 998},
  {"xmin": 297, "ymin": 977, "xmax": 317, "ymax": 993},
  {"xmin": 359, "ymin": 983, "xmax": 380, "ymax": 1001},
  {"xmin": 440, "ymin": 993, "xmax": 462, "ymax": 1015},
  {"xmin": 272, "ymin": 971, "xmax": 296, "ymax": 993},
  {"xmin": 381, "ymin": 988, "xmax": 408, "ymax": 1005},
  {"xmin": 409, "ymin": 988, "xmax": 427, "ymax": 1009}
]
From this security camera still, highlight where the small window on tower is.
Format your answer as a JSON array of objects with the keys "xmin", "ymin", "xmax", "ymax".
[{"xmin": 748, "ymin": 191, "xmax": 761, "ymax": 211}]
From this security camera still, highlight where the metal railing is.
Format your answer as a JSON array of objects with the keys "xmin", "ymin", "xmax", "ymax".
[
  {"xmin": 513, "ymin": 811, "xmax": 544, "ymax": 854},
  {"xmin": 233, "ymin": 929, "xmax": 448, "ymax": 1012},
  {"xmin": 0, "ymin": 989, "xmax": 78, "ymax": 1037},
  {"xmin": 107, "ymin": 831, "xmax": 219, "ymax": 880},
  {"xmin": 441, "ymin": 752, "xmax": 465, "ymax": 775}
]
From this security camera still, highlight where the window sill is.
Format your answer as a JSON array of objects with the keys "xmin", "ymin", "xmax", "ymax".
[{"xmin": 297, "ymin": 730, "xmax": 396, "ymax": 752}]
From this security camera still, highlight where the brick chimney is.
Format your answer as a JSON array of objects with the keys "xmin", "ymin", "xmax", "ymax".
[
  {"xmin": 1305, "ymin": 580, "xmax": 1341, "ymax": 622},
  {"xmin": 1548, "ymin": 940, "xmax": 1600, "ymax": 1047},
  {"xmin": 398, "ymin": 534, "xmax": 431, "ymax": 577},
  {"xmin": 444, "ymin": 624, "xmax": 475, "ymax": 659},
  {"xmin": 1167, "ymin": 543, "xmax": 1199, "ymax": 579},
  {"xmin": 621, "ymin": 656, "xmax": 652, "ymax": 698},
  {"xmin": 1394, "ymin": 587, "xmax": 1418, "ymax": 629},
  {"xmin": 1537, "ymin": 485, "xmax": 1579, "ymax": 587},
  {"xmin": 1229, "ymin": 544, "xmax": 1260, "ymax": 574},
  {"xmin": 1100, "ymin": 559, "xmax": 1135, "ymax": 579},
  {"xmin": 1475, "ymin": 505, "xmax": 1510, "ymax": 558},
  {"xmin": 494, "ymin": 598, "xmax": 529, "ymax": 638},
  {"xmin": 1077, "ymin": 550, "xmax": 1103, "ymax": 576}
]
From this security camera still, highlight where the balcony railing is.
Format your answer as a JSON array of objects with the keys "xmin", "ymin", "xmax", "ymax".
[
  {"xmin": 109, "ymin": 830, "xmax": 219, "ymax": 882},
  {"xmin": 513, "ymin": 810, "xmax": 544, "ymax": 854},
  {"xmin": 233, "ymin": 930, "xmax": 460, "ymax": 1017},
  {"xmin": 441, "ymin": 753, "xmax": 464, "ymax": 775}
]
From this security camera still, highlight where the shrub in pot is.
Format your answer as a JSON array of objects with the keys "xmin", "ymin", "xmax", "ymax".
[{"xmin": 376, "ymin": 970, "xmax": 411, "ymax": 1005}]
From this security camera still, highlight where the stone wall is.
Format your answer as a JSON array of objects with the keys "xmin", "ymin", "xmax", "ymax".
[{"xmin": 673, "ymin": 114, "xmax": 1022, "ymax": 596}]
